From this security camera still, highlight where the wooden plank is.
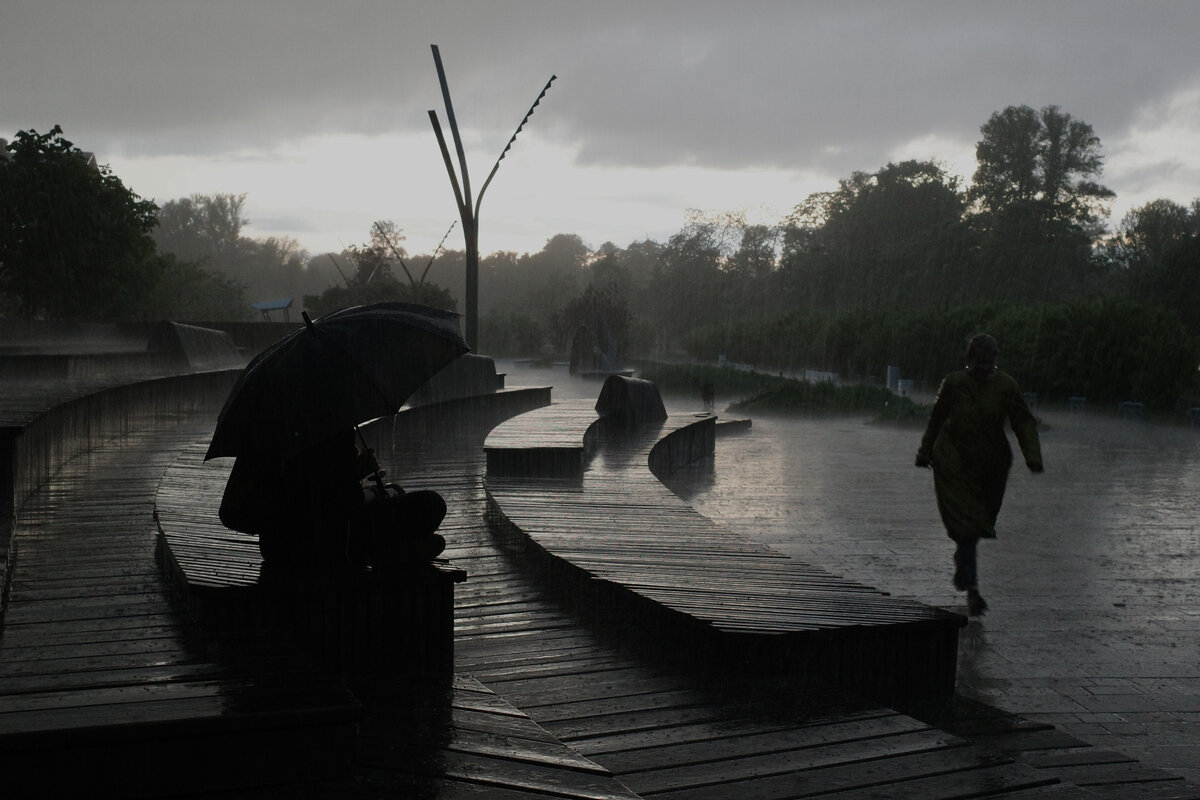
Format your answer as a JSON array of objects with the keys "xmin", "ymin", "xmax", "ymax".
[
  {"xmin": 614, "ymin": 729, "xmax": 967, "ymax": 794},
  {"xmin": 8, "ymin": 380, "xmax": 1181, "ymax": 797},
  {"xmin": 0, "ymin": 416, "xmax": 362, "ymax": 796},
  {"xmin": 644, "ymin": 748, "xmax": 1057, "ymax": 800},
  {"xmin": 347, "ymin": 675, "xmax": 641, "ymax": 800},
  {"xmin": 482, "ymin": 409, "xmax": 964, "ymax": 701},
  {"xmin": 444, "ymin": 398, "xmax": 1150, "ymax": 799},
  {"xmin": 485, "ymin": 411, "xmax": 962, "ymax": 642}
]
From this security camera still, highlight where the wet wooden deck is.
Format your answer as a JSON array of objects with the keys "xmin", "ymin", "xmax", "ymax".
[
  {"xmin": 154, "ymin": 440, "xmax": 643, "ymax": 797},
  {"xmin": 483, "ymin": 400, "xmax": 965, "ymax": 700},
  {"xmin": 1, "ymin": 383, "xmax": 1193, "ymax": 797},
  {"xmin": 0, "ymin": 421, "xmax": 360, "ymax": 796},
  {"xmin": 415, "ymin": 417, "xmax": 1177, "ymax": 799}
]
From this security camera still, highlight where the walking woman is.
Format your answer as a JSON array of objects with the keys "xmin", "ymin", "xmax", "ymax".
[{"xmin": 915, "ymin": 333, "xmax": 1043, "ymax": 616}]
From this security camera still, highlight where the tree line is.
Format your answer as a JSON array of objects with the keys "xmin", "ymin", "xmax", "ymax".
[{"xmin": 3, "ymin": 105, "xmax": 1199, "ymax": 410}]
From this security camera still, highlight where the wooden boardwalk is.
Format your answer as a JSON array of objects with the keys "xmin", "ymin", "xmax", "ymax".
[
  {"xmin": 0, "ymin": 420, "xmax": 360, "ymax": 796},
  {"xmin": 410, "ymin": 413, "xmax": 1179, "ymax": 799},
  {"xmin": 1, "ymin": 384, "xmax": 1193, "ymax": 797}
]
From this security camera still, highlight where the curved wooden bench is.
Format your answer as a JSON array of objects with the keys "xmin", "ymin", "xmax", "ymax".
[
  {"xmin": 154, "ymin": 388, "xmax": 554, "ymax": 686},
  {"xmin": 156, "ymin": 442, "xmax": 466, "ymax": 683},
  {"xmin": 483, "ymin": 406, "xmax": 966, "ymax": 700},
  {"xmin": 484, "ymin": 398, "xmax": 602, "ymax": 479}
]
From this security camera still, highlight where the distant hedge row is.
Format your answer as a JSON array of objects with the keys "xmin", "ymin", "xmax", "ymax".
[{"xmin": 676, "ymin": 298, "xmax": 1199, "ymax": 412}]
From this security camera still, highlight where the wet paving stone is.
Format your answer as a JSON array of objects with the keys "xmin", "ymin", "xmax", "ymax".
[{"xmin": 656, "ymin": 404, "xmax": 1200, "ymax": 786}]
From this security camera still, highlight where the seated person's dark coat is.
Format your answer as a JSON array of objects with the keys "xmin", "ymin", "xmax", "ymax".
[
  {"xmin": 220, "ymin": 432, "xmax": 446, "ymax": 570},
  {"xmin": 220, "ymin": 433, "xmax": 365, "ymax": 567}
]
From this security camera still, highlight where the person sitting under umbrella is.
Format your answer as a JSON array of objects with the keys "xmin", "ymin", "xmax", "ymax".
[{"xmin": 218, "ymin": 428, "xmax": 447, "ymax": 573}]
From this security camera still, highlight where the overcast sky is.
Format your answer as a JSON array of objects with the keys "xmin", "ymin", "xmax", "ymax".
[{"xmin": 4, "ymin": 1, "xmax": 1199, "ymax": 258}]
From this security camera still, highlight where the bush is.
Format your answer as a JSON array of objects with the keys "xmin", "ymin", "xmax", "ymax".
[
  {"xmin": 730, "ymin": 381, "xmax": 922, "ymax": 420},
  {"xmin": 636, "ymin": 360, "xmax": 929, "ymax": 423},
  {"xmin": 672, "ymin": 299, "xmax": 1199, "ymax": 412}
]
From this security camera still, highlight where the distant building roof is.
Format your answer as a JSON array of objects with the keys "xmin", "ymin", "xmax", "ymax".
[
  {"xmin": 250, "ymin": 298, "xmax": 294, "ymax": 311},
  {"xmin": 251, "ymin": 298, "xmax": 294, "ymax": 323}
]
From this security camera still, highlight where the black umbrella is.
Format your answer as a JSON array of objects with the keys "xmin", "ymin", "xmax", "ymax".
[{"xmin": 205, "ymin": 302, "xmax": 469, "ymax": 460}]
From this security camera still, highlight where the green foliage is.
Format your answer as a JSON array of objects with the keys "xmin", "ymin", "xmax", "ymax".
[
  {"xmin": 144, "ymin": 253, "xmax": 252, "ymax": 321},
  {"xmin": 303, "ymin": 279, "xmax": 457, "ymax": 319},
  {"xmin": 635, "ymin": 360, "xmax": 926, "ymax": 422},
  {"xmin": 1107, "ymin": 198, "xmax": 1200, "ymax": 337},
  {"xmin": 779, "ymin": 160, "xmax": 972, "ymax": 312},
  {"xmin": 985, "ymin": 299, "xmax": 1197, "ymax": 410},
  {"xmin": 649, "ymin": 221, "xmax": 729, "ymax": 350},
  {"xmin": 966, "ymin": 105, "xmax": 1116, "ymax": 304},
  {"xmin": 154, "ymin": 193, "xmax": 319, "ymax": 312},
  {"xmin": 634, "ymin": 361, "xmax": 787, "ymax": 399},
  {"xmin": 0, "ymin": 126, "xmax": 160, "ymax": 320},
  {"xmin": 479, "ymin": 309, "xmax": 548, "ymax": 357},
  {"xmin": 301, "ymin": 221, "xmax": 460, "ymax": 318},
  {"xmin": 970, "ymin": 105, "xmax": 1114, "ymax": 228},
  {"xmin": 560, "ymin": 284, "xmax": 631, "ymax": 362},
  {"xmin": 154, "ymin": 193, "xmax": 248, "ymax": 265},
  {"xmin": 731, "ymin": 381, "xmax": 916, "ymax": 419},
  {"xmin": 672, "ymin": 297, "xmax": 1197, "ymax": 412},
  {"xmin": 479, "ymin": 234, "xmax": 588, "ymax": 328}
]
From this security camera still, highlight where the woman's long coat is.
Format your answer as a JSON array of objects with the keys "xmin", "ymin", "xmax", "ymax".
[{"xmin": 917, "ymin": 369, "xmax": 1042, "ymax": 542}]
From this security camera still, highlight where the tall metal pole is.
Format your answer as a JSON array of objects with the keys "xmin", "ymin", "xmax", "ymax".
[{"xmin": 427, "ymin": 44, "xmax": 555, "ymax": 350}]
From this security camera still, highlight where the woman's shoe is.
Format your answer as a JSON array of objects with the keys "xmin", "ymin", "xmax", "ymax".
[{"xmin": 967, "ymin": 588, "xmax": 988, "ymax": 617}]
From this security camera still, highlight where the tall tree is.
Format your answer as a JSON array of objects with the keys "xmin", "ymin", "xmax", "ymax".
[
  {"xmin": 971, "ymin": 104, "xmax": 1114, "ymax": 230},
  {"xmin": 304, "ymin": 221, "xmax": 456, "ymax": 316},
  {"xmin": 651, "ymin": 221, "xmax": 726, "ymax": 352},
  {"xmin": 144, "ymin": 253, "xmax": 251, "ymax": 322},
  {"xmin": 1111, "ymin": 198, "xmax": 1199, "ymax": 267},
  {"xmin": 969, "ymin": 105, "xmax": 1114, "ymax": 302},
  {"xmin": 514, "ymin": 233, "xmax": 589, "ymax": 324},
  {"xmin": 1110, "ymin": 198, "xmax": 1200, "ymax": 335},
  {"xmin": 154, "ymin": 193, "xmax": 249, "ymax": 268},
  {"xmin": 0, "ymin": 126, "xmax": 160, "ymax": 320},
  {"xmin": 154, "ymin": 193, "xmax": 315, "ymax": 307},
  {"xmin": 780, "ymin": 160, "xmax": 969, "ymax": 311}
]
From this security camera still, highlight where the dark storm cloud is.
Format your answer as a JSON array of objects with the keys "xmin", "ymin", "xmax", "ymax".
[
  {"xmin": 5, "ymin": 0, "xmax": 1199, "ymax": 176},
  {"xmin": 544, "ymin": 1, "xmax": 1200, "ymax": 177}
]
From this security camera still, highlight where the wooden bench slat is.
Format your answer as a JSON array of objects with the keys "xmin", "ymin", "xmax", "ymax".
[{"xmin": 482, "ymin": 402, "xmax": 964, "ymax": 700}]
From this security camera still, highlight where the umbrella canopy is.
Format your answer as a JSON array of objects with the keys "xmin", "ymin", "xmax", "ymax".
[{"xmin": 205, "ymin": 302, "xmax": 468, "ymax": 460}]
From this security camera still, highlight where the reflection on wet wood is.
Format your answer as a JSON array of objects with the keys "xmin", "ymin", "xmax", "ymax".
[
  {"xmin": 1, "ymin": 383, "xmax": 1192, "ymax": 798},
  {"xmin": 484, "ymin": 404, "xmax": 965, "ymax": 701},
  {"xmin": 417, "ymin": 441, "xmax": 1100, "ymax": 800},
  {"xmin": 157, "ymin": 443, "xmax": 466, "ymax": 684},
  {"xmin": 0, "ymin": 422, "xmax": 359, "ymax": 796}
]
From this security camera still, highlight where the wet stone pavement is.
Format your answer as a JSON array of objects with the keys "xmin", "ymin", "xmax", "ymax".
[
  {"xmin": 671, "ymin": 402, "xmax": 1200, "ymax": 786},
  {"xmin": 505, "ymin": 364, "xmax": 1200, "ymax": 786}
]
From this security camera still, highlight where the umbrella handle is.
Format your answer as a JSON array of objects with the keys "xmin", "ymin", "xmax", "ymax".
[{"xmin": 354, "ymin": 425, "xmax": 388, "ymax": 494}]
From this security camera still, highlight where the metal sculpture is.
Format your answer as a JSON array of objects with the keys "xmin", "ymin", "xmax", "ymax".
[{"xmin": 428, "ymin": 44, "xmax": 555, "ymax": 349}]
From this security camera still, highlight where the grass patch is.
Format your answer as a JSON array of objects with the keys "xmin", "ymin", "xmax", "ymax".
[
  {"xmin": 634, "ymin": 361, "xmax": 786, "ymax": 398},
  {"xmin": 634, "ymin": 361, "xmax": 931, "ymax": 424}
]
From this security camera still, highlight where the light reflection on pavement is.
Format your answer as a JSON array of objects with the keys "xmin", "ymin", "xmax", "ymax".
[
  {"xmin": 685, "ymin": 407, "xmax": 1200, "ymax": 785},
  {"xmin": 504, "ymin": 363, "xmax": 1200, "ymax": 782}
]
